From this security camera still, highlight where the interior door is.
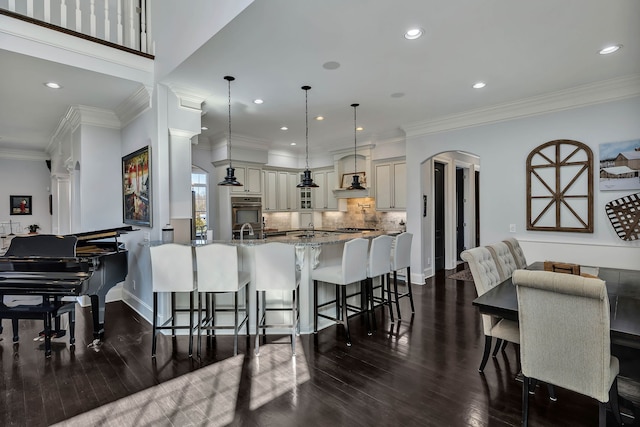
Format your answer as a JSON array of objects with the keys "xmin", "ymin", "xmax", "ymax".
[
  {"xmin": 434, "ymin": 162, "xmax": 445, "ymax": 270},
  {"xmin": 456, "ymin": 167, "xmax": 465, "ymax": 260}
]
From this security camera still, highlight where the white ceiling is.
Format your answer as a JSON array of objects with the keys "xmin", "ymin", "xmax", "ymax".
[{"xmin": 1, "ymin": 0, "xmax": 639, "ymax": 156}]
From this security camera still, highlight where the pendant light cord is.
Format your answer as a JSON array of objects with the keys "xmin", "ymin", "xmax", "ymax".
[
  {"xmin": 352, "ymin": 103, "xmax": 359, "ymax": 173},
  {"xmin": 303, "ymin": 86, "xmax": 311, "ymax": 169},
  {"xmin": 225, "ymin": 75, "xmax": 235, "ymax": 169}
]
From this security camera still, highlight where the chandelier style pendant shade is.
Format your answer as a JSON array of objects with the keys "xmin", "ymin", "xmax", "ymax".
[
  {"xmin": 218, "ymin": 75, "xmax": 243, "ymax": 186},
  {"xmin": 347, "ymin": 103, "xmax": 365, "ymax": 190},
  {"xmin": 296, "ymin": 85, "xmax": 319, "ymax": 188}
]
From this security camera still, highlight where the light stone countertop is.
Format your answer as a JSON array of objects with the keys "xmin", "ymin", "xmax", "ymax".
[{"xmin": 194, "ymin": 230, "xmax": 398, "ymax": 247}]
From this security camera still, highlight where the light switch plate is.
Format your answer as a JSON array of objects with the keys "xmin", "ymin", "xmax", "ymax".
[{"xmin": 509, "ymin": 224, "xmax": 516, "ymax": 233}]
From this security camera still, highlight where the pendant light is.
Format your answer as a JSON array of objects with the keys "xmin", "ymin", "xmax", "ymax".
[
  {"xmin": 296, "ymin": 85, "xmax": 319, "ymax": 188},
  {"xmin": 347, "ymin": 103, "xmax": 365, "ymax": 190},
  {"xmin": 218, "ymin": 75, "xmax": 243, "ymax": 186}
]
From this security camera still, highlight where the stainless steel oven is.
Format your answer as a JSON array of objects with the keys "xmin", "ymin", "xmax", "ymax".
[{"xmin": 231, "ymin": 196, "xmax": 262, "ymax": 239}]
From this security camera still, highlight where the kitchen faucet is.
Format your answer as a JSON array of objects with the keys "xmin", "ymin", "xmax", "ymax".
[
  {"xmin": 308, "ymin": 222, "xmax": 315, "ymax": 236},
  {"xmin": 240, "ymin": 222, "xmax": 254, "ymax": 244}
]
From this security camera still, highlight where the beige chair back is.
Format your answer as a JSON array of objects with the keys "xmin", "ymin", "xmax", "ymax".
[
  {"xmin": 391, "ymin": 232, "xmax": 412, "ymax": 270},
  {"xmin": 503, "ymin": 237, "xmax": 527, "ymax": 269},
  {"xmin": 512, "ymin": 270, "xmax": 615, "ymax": 402},
  {"xmin": 461, "ymin": 246, "xmax": 504, "ymax": 336},
  {"xmin": 487, "ymin": 241, "xmax": 518, "ymax": 281}
]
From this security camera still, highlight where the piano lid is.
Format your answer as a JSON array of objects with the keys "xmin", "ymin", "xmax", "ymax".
[{"xmin": 69, "ymin": 226, "xmax": 136, "ymax": 242}]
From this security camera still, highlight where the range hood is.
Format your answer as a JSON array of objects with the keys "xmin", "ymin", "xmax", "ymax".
[{"xmin": 333, "ymin": 188, "xmax": 369, "ymax": 199}]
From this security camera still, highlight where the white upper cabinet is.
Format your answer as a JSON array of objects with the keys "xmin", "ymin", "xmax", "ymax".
[
  {"xmin": 229, "ymin": 164, "xmax": 262, "ymax": 194},
  {"xmin": 375, "ymin": 160, "xmax": 406, "ymax": 210},
  {"xmin": 263, "ymin": 169, "xmax": 299, "ymax": 211},
  {"xmin": 313, "ymin": 169, "xmax": 338, "ymax": 210}
]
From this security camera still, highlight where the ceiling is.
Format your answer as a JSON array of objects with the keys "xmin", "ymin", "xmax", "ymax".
[{"xmin": 2, "ymin": 0, "xmax": 639, "ymax": 157}]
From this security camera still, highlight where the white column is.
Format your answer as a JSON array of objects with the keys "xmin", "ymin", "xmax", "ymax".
[{"xmin": 168, "ymin": 129, "xmax": 196, "ymax": 219}]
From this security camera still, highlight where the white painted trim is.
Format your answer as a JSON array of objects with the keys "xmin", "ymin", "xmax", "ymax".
[
  {"xmin": 0, "ymin": 148, "xmax": 49, "ymax": 161},
  {"xmin": 115, "ymin": 84, "xmax": 153, "ymax": 127},
  {"xmin": 122, "ymin": 288, "xmax": 153, "ymax": 324},
  {"xmin": 403, "ymin": 74, "xmax": 640, "ymax": 137}
]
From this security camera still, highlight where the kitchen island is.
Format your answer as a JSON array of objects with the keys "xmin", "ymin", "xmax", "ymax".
[{"xmin": 197, "ymin": 230, "xmax": 396, "ymax": 335}]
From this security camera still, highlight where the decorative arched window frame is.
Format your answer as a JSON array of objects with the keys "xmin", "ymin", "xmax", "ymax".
[{"xmin": 526, "ymin": 139, "xmax": 594, "ymax": 233}]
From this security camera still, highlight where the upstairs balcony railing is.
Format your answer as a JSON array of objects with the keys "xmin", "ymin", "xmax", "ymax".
[{"xmin": 0, "ymin": 0, "xmax": 154, "ymax": 57}]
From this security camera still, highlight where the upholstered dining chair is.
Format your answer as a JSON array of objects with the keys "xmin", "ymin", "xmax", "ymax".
[
  {"xmin": 194, "ymin": 243, "xmax": 250, "ymax": 357},
  {"xmin": 253, "ymin": 242, "xmax": 300, "ymax": 356},
  {"xmin": 487, "ymin": 241, "xmax": 519, "ymax": 281},
  {"xmin": 512, "ymin": 270, "xmax": 622, "ymax": 427},
  {"xmin": 312, "ymin": 238, "xmax": 370, "ymax": 346},
  {"xmin": 389, "ymin": 232, "xmax": 415, "ymax": 320},
  {"xmin": 366, "ymin": 234, "xmax": 395, "ymax": 328},
  {"xmin": 149, "ymin": 243, "xmax": 196, "ymax": 358},
  {"xmin": 503, "ymin": 237, "xmax": 527, "ymax": 269},
  {"xmin": 461, "ymin": 246, "xmax": 519, "ymax": 372}
]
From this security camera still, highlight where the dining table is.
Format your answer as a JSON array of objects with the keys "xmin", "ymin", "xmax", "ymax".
[
  {"xmin": 472, "ymin": 261, "xmax": 640, "ymax": 419},
  {"xmin": 472, "ymin": 261, "xmax": 640, "ymax": 349}
]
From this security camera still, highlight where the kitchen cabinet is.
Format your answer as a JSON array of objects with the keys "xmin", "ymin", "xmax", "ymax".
[
  {"xmin": 228, "ymin": 164, "xmax": 262, "ymax": 194},
  {"xmin": 313, "ymin": 169, "xmax": 338, "ymax": 210},
  {"xmin": 375, "ymin": 160, "xmax": 406, "ymax": 210},
  {"xmin": 263, "ymin": 170, "xmax": 298, "ymax": 211}
]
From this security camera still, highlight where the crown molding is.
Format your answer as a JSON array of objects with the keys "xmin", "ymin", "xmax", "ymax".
[
  {"xmin": 403, "ymin": 74, "xmax": 640, "ymax": 137},
  {"xmin": 0, "ymin": 148, "xmax": 49, "ymax": 161},
  {"xmin": 166, "ymin": 85, "xmax": 206, "ymax": 111},
  {"xmin": 47, "ymin": 105, "xmax": 120, "ymax": 153},
  {"xmin": 116, "ymin": 85, "xmax": 153, "ymax": 127}
]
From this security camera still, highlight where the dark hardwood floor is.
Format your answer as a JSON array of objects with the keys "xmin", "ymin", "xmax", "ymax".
[{"xmin": 1, "ymin": 267, "xmax": 638, "ymax": 426}]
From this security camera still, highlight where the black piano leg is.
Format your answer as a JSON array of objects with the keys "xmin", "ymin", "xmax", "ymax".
[
  {"xmin": 44, "ymin": 313, "xmax": 52, "ymax": 358},
  {"xmin": 12, "ymin": 318, "xmax": 19, "ymax": 342},
  {"xmin": 69, "ymin": 309, "xmax": 76, "ymax": 346},
  {"xmin": 89, "ymin": 294, "xmax": 105, "ymax": 341}
]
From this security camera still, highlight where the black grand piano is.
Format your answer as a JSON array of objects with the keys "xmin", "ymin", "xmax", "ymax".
[{"xmin": 0, "ymin": 226, "xmax": 133, "ymax": 356}]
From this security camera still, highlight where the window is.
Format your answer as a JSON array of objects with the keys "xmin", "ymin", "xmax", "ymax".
[{"xmin": 192, "ymin": 167, "xmax": 208, "ymax": 238}]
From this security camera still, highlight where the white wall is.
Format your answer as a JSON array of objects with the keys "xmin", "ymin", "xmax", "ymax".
[
  {"xmin": 151, "ymin": 0, "xmax": 253, "ymax": 80},
  {"xmin": 0, "ymin": 158, "xmax": 51, "ymax": 234},
  {"xmin": 407, "ymin": 96, "xmax": 640, "ymax": 279},
  {"xmin": 79, "ymin": 125, "xmax": 123, "ymax": 231}
]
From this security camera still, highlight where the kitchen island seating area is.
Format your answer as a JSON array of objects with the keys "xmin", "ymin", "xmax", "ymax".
[{"xmin": 147, "ymin": 230, "xmax": 413, "ymax": 355}]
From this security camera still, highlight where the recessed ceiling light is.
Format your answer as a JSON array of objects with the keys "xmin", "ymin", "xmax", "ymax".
[
  {"xmin": 323, "ymin": 61, "xmax": 341, "ymax": 70},
  {"xmin": 404, "ymin": 28, "xmax": 423, "ymax": 40},
  {"xmin": 45, "ymin": 82, "xmax": 62, "ymax": 89},
  {"xmin": 599, "ymin": 44, "xmax": 622, "ymax": 55},
  {"xmin": 280, "ymin": 126, "xmax": 288, "ymax": 131},
  {"xmin": 472, "ymin": 82, "xmax": 486, "ymax": 89},
  {"xmin": 290, "ymin": 142, "xmax": 296, "ymax": 146},
  {"xmin": 201, "ymin": 126, "xmax": 208, "ymax": 130},
  {"xmin": 315, "ymin": 116, "xmax": 324, "ymax": 121},
  {"xmin": 356, "ymin": 127, "xmax": 364, "ymax": 131},
  {"xmin": 253, "ymin": 99, "xmax": 264, "ymax": 104}
]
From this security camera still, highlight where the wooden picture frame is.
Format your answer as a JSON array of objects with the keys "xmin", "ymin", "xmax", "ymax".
[
  {"xmin": 10, "ymin": 195, "xmax": 32, "ymax": 215},
  {"xmin": 526, "ymin": 139, "xmax": 593, "ymax": 233},
  {"xmin": 122, "ymin": 146, "xmax": 152, "ymax": 227},
  {"xmin": 341, "ymin": 172, "xmax": 366, "ymax": 188}
]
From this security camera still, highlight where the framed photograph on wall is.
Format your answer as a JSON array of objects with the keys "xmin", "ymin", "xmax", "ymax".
[
  {"xmin": 599, "ymin": 139, "xmax": 640, "ymax": 191},
  {"xmin": 341, "ymin": 172, "xmax": 366, "ymax": 189},
  {"xmin": 122, "ymin": 146, "xmax": 152, "ymax": 227},
  {"xmin": 10, "ymin": 195, "xmax": 32, "ymax": 215}
]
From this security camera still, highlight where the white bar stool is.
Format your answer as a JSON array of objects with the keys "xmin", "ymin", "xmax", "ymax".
[
  {"xmin": 253, "ymin": 242, "xmax": 300, "ymax": 356},
  {"xmin": 149, "ymin": 243, "xmax": 196, "ymax": 358},
  {"xmin": 367, "ymin": 234, "xmax": 395, "ymax": 328},
  {"xmin": 312, "ymin": 238, "xmax": 370, "ymax": 346},
  {"xmin": 390, "ymin": 232, "xmax": 415, "ymax": 320},
  {"xmin": 194, "ymin": 243, "xmax": 250, "ymax": 357}
]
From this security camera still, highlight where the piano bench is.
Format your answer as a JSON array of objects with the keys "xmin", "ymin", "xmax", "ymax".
[{"xmin": 0, "ymin": 301, "xmax": 75, "ymax": 357}]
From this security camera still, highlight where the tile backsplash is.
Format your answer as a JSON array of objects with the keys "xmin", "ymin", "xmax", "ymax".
[{"xmin": 263, "ymin": 198, "xmax": 406, "ymax": 231}]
